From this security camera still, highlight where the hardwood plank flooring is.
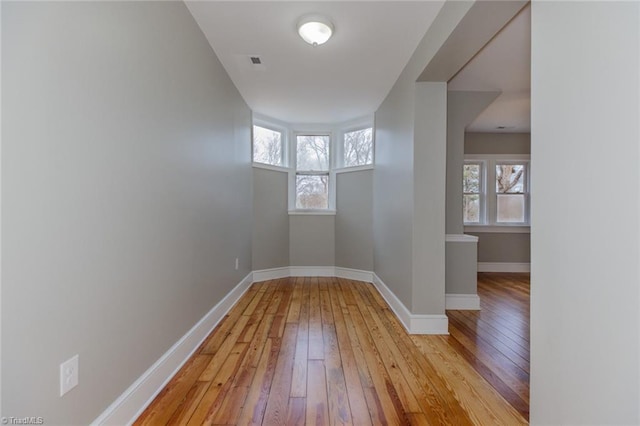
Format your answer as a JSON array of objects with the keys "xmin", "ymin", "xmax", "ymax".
[
  {"xmin": 136, "ymin": 276, "xmax": 528, "ymax": 425},
  {"xmin": 445, "ymin": 272, "xmax": 530, "ymax": 420}
]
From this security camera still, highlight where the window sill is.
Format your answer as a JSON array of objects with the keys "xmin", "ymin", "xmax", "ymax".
[
  {"xmin": 335, "ymin": 165, "xmax": 374, "ymax": 174},
  {"xmin": 288, "ymin": 210, "xmax": 337, "ymax": 216},
  {"xmin": 464, "ymin": 225, "xmax": 530, "ymax": 234},
  {"xmin": 252, "ymin": 163, "xmax": 291, "ymax": 173}
]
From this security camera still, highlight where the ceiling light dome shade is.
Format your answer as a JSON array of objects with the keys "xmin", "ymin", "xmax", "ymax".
[{"xmin": 297, "ymin": 15, "xmax": 334, "ymax": 46}]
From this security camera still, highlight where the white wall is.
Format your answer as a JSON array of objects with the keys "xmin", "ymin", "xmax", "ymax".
[
  {"xmin": 2, "ymin": 2, "xmax": 252, "ymax": 423},
  {"xmin": 530, "ymin": 1, "xmax": 639, "ymax": 424}
]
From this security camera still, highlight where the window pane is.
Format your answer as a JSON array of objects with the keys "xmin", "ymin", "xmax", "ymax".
[
  {"xmin": 296, "ymin": 175, "xmax": 329, "ymax": 209},
  {"xmin": 253, "ymin": 125, "xmax": 282, "ymax": 166},
  {"xmin": 344, "ymin": 128, "xmax": 373, "ymax": 167},
  {"xmin": 463, "ymin": 164, "xmax": 480, "ymax": 193},
  {"xmin": 297, "ymin": 135, "xmax": 330, "ymax": 171},
  {"xmin": 496, "ymin": 164, "xmax": 524, "ymax": 193},
  {"xmin": 497, "ymin": 194, "xmax": 525, "ymax": 222},
  {"xmin": 463, "ymin": 194, "xmax": 480, "ymax": 223}
]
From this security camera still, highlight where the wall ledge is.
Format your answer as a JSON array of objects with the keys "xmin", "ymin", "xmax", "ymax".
[{"xmin": 445, "ymin": 233, "xmax": 479, "ymax": 243}]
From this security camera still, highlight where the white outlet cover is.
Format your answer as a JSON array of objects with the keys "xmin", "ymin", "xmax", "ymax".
[{"xmin": 60, "ymin": 354, "xmax": 79, "ymax": 396}]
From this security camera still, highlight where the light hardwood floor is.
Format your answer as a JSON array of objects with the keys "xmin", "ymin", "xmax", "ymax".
[
  {"xmin": 135, "ymin": 276, "xmax": 528, "ymax": 425},
  {"xmin": 447, "ymin": 273, "xmax": 530, "ymax": 420}
]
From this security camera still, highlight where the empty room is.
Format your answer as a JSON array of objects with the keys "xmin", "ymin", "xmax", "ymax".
[{"xmin": 2, "ymin": 1, "xmax": 639, "ymax": 425}]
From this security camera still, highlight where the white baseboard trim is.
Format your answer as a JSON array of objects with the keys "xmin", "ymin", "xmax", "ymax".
[
  {"xmin": 91, "ymin": 272, "xmax": 254, "ymax": 426},
  {"xmin": 334, "ymin": 267, "xmax": 373, "ymax": 283},
  {"xmin": 445, "ymin": 293, "xmax": 481, "ymax": 310},
  {"xmin": 288, "ymin": 266, "xmax": 335, "ymax": 277},
  {"xmin": 478, "ymin": 262, "xmax": 530, "ymax": 273},
  {"xmin": 252, "ymin": 266, "xmax": 374, "ymax": 283},
  {"xmin": 252, "ymin": 266, "xmax": 290, "ymax": 282},
  {"xmin": 372, "ymin": 274, "xmax": 448, "ymax": 335}
]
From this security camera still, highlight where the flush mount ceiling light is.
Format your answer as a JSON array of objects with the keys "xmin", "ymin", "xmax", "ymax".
[{"xmin": 297, "ymin": 15, "xmax": 334, "ymax": 47}]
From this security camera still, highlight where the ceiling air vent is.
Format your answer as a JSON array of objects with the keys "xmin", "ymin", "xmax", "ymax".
[{"xmin": 235, "ymin": 54, "xmax": 266, "ymax": 71}]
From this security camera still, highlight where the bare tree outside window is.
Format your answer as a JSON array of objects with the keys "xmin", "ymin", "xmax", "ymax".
[
  {"xmin": 344, "ymin": 128, "xmax": 373, "ymax": 167},
  {"xmin": 463, "ymin": 163, "xmax": 481, "ymax": 223},
  {"xmin": 296, "ymin": 175, "xmax": 328, "ymax": 209},
  {"xmin": 496, "ymin": 164, "xmax": 525, "ymax": 222},
  {"xmin": 297, "ymin": 135, "xmax": 329, "ymax": 170},
  {"xmin": 296, "ymin": 135, "xmax": 330, "ymax": 209},
  {"xmin": 253, "ymin": 125, "xmax": 282, "ymax": 166}
]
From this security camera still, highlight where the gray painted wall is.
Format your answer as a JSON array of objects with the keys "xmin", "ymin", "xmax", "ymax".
[
  {"xmin": 530, "ymin": 1, "xmax": 639, "ymax": 424},
  {"xmin": 444, "ymin": 92, "xmax": 498, "ymax": 297},
  {"xmin": 252, "ymin": 168, "xmax": 372, "ymax": 272},
  {"xmin": 374, "ymin": 1, "xmax": 473, "ymax": 312},
  {"xmin": 412, "ymin": 82, "xmax": 448, "ymax": 314},
  {"xmin": 335, "ymin": 170, "xmax": 374, "ymax": 271},
  {"xmin": 445, "ymin": 241, "xmax": 478, "ymax": 294},
  {"xmin": 373, "ymin": 78, "xmax": 416, "ymax": 308},
  {"xmin": 465, "ymin": 132, "xmax": 530, "ymax": 155},
  {"xmin": 2, "ymin": 2, "xmax": 252, "ymax": 423},
  {"xmin": 446, "ymin": 92, "xmax": 500, "ymax": 235},
  {"xmin": 466, "ymin": 232, "xmax": 530, "ymax": 263},
  {"xmin": 252, "ymin": 168, "xmax": 289, "ymax": 270},
  {"xmin": 289, "ymin": 215, "xmax": 335, "ymax": 266},
  {"xmin": 464, "ymin": 132, "xmax": 531, "ymax": 264}
]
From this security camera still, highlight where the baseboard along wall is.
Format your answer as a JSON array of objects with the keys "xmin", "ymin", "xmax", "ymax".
[
  {"xmin": 477, "ymin": 262, "xmax": 530, "ymax": 273},
  {"xmin": 93, "ymin": 265, "xmax": 479, "ymax": 424},
  {"xmin": 92, "ymin": 272, "xmax": 254, "ymax": 426}
]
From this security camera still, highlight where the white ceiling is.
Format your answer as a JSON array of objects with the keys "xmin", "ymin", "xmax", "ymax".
[
  {"xmin": 448, "ymin": 5, "xmax": 531, "ymax": 133},
  {"xmin": 185, "ymin": 1, "xmax": 444, "ymax": 124}
]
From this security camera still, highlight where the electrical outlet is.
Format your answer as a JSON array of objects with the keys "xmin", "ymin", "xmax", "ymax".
[
  {"xmin": 60, "ymin": 354, "xmax": 79, "ymax": 396},
  {"xmin": 235, "ymin": 258, "xmax": 239, "ymax": 270}
]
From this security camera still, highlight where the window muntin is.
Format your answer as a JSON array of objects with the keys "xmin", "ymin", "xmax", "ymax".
[
  {"xmin": 253, "ymin": 125, "xmax": 283, "ymax": 166},
  {"xmin": 343, "ymin": 128, "xmax": 373, "ymax": 167},
  {"xmin": 295, "ymin": 134, "xmax": 330, "ymax": 210},
  {"xmin": 463, "ymin": 163, "xmax": 482, "ymax": 224}
]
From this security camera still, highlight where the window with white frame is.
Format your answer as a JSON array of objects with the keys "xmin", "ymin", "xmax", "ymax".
[
  {"xmin": 253, "ymin": 125, "xmax": 284, "ymax": 167},
  {"xmin": 295, "ymin": 134, "xmax": 330, "ymax": 209},
  {"xmin": 463, "ymin": 162, "xmax": 483, "ymax": 224},
  {"xmin": 342, "ymin": 127, "xmax": 373, "ymax": 167},
  {"xmin": 252, "ymin": 116, "xmax": 374, "ymax": 213},
  {"xmin": 495, "ymin": 163, "xmax": 527, "ymax": 223},
  {"xmin": 464, "ymin": 155, "xmax": 530, "ymax": 227}
]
